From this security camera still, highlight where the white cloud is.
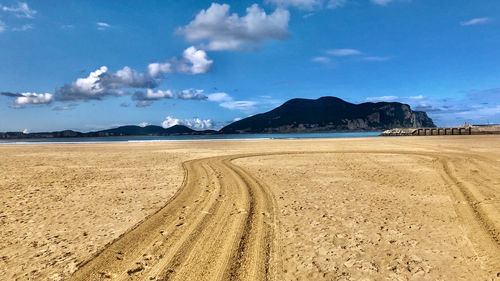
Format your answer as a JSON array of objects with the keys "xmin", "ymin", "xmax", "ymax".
[
  {"xmin": 326, "ymin": 49, "xmax": 361, "ymax": 56},
  {"xmin": 312, "ymin": 56, "xmax": 333, "ymax": 65},
  {"xmin": 148, "ymin": 46, "xmax": 213, "ymax": 77},
  {"xmin": 177, "ymin": 89, "xmax": 207, "ymax": 100},
  {"xmin": 327, "ymin": 0, "xmax": 347, "ymax": 9},
  {"xmin": 178, "ymin": 3, "xmax": 290, "ymax": 51},
  {"xmin": 460, "ymin": 17, "xmax": 492, "ymax": 26},
  {"xmin": 162, "ymin": 116, "xmax": 214, "ymax": 130},
  {"xmin": 56, "ymin": 66, "xmax": 110, "ymax": 101},
  {"xmin": 96, "ymin": 22, "xmax": 110, "ymax": 30},
  {"xmin": 265, "ymin": 0, "xmax": 322, "ymax": 10},
  {"xmin": 371, "ymin": 0, "xmax": 392, "ymax": 6},
  {"xmin": 134, "ymin": 89, "xmax": 173, "ymax": 100},
  {"xmin": 138, "ymin": 122, "xmax": 150, "ymax": 127},
  {"xmin": 55, "ymin": 66, "xmax": 158, "ymax": 101},
  {"xmin": 132, "ymin": 89, "xmax": 174, "ymax": 107},
  {"xmin": 1, "ymin": 2, "xmax": 36, "ymax": 18},
  {"xmin": 15, "ymin": 92, "xmax": 53, "ymax": 105},
  {"xmin": 180, "ymin": 46, "xmax": 213, "ymax": 74},
  {"xmin": 219, "ymin": 100, "xmax": 258, "ymax": 112},
  {"xmin": 207, "ymin": 92, "xmax": 233, "ymax": 102},
  {"xmin": 161, "ymin": 116, "xmax": 181, "ymax": 128},
  {"xmin": 147, "ymin": 62, "xmax": 172, "ymax": 77},
  {"xmin": 0, "ymin": 20, "xmax": 5, "ymax": 32},
  {"xmin": 43, "ymin": 47, "xmax": 212, "ymax": 105}
]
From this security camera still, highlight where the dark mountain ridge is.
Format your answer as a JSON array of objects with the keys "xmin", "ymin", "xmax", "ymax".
[{"xmin": 220, "ymin": 97, "xmax": 435, "ymax": 133}]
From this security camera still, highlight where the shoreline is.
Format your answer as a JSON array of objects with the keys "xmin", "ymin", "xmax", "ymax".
[{"xmin": 0, "ymin": 131, "xmax": 382, "ymax": 145}]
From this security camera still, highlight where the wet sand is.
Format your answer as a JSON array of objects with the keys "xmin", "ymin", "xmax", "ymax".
[{"xmin": 0, "ymin": 136, "xmax": 499, "ymax": 280}]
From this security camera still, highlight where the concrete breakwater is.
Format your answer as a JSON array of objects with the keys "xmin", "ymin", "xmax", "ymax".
[{"xmin": 381, "ymin": 125, "xmax": 500, "ymax": 136}]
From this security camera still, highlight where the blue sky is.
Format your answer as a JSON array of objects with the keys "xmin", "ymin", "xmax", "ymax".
[{"xmin": 1, "ymin": 0, "xmax": 499, "ymax": 132}]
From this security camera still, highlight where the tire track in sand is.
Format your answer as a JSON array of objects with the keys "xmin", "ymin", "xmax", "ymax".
[
  {"xmin": 69, "ymin": 155, "xmax": 278, "ymax": 281},
  {"xmin": 69, "ymin": 151, "xmax": 499, "ymax": 281}
]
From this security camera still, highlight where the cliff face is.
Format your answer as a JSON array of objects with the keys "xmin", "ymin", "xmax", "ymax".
[{"xmin": 220, "ymin": 97, "xmax": 435, "ymax": 134}]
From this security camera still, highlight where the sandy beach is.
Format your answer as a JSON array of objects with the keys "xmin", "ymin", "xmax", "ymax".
[{"xmin": 1, "ymin": 136, "xmax": 499, "ymax": 280}]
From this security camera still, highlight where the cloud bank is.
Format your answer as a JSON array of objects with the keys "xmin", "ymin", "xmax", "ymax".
[{"xmin": 162, "ymin": 116, "xmax": 214, "ymax": 130}]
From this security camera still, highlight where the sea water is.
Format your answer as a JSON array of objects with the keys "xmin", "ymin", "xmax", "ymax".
[{"xmin": 0, "ymin": 131, "xmax": 381, "ymax": 144}]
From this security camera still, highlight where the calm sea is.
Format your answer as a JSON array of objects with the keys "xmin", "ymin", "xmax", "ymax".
[{"xmin": 0, "ymin": 131, "xmax": 381, "ymax": 144}]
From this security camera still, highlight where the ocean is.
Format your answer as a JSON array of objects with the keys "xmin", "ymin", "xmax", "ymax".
[{"xmin": 0, "ymin": 132, "xmax": 382, "ymax": 144}]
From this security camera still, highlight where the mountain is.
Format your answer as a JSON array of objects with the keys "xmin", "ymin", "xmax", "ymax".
[
  {"xmin": 220, "ymin": 97, "xmax": 435, "ymax": 134},
  {"xmin": 85, "ymin": 125, "xmax": 198, "ymax": 137}
]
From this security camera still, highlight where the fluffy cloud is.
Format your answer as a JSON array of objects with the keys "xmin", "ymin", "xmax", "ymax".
[
  {"xmin": 1, "ymin": 2, "xmax": 36, "ymax": 18},
  {"xmin": 178, "ymin": 3, "xmax": 290, "ymax": 51},
  {"xmin": 132, "ymin": 89, "xmax": 174, "ymax": 107},
  {"xmin": 182, "ymin": 46, "xmax": 213, "ymax": 74},
  {"xmin": 207, "ymin": 92, "xmax": 233, "ymax": 102},
  {"xmin": 147, "ymin": 46, "xmax": 213, "ymax": 77},
  {"xmin": 177, "ymin": 89, "xmax": 208, "ymax": 100},
  {"xmin": 55, "ymin": 66, "xmax": 156, "ymax": 101},
  {"xmin": 16, "ymin": 92, "xmax": 53, "ymax": 104},
  {"xmin": 326, "ymin": 49, "xmax": 361, "ymax": 56},
  {"xmin": 8, "ymin": 46, "xmax": 213, "ymax": 106},
  {"xmin": 265, "ymin": 0, "xmax": 322, "ymax": 10},
  {"xmin": 133, "ymin": 89, "xmax": 173, "ymax": 100},
  {"xmin": 460, "ymin": 17, "xmax": 493, "ymax": 26},
  {"xmin": 138, "ymin": 122, "xmax": 150, "ymax": 127},
  {"xmin": 162, "ymin": 116, "xmax": 214, "ymax": 130},
  {"xmin": 2, "ymin": 92, "xmax": 53, "ymax": 106}
]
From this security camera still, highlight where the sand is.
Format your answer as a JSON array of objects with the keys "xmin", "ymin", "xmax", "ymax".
[{"xmin": 0, "ymin": 136, "xmax": 499, "ymax": 280}]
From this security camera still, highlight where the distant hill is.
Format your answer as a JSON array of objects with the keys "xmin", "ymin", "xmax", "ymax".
[
  {"xmin": 86, "ymin": 125, "xmax": 199, "ymax": 137},
  {"xmin": 220, "ymin": 96, "xmax": 435, "ymax": 134},
  {"xmin": 0, "ymin": 125, "xmax": 217, "ymax": 139}
]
